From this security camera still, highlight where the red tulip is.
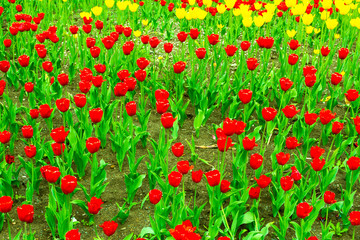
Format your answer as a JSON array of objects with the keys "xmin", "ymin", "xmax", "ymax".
[
  {"xmin": 217, "ymin": 137, "xmax": 234, "ymax": 152},
  {"xmin": 291, "ymin": 166, "xmax": 302, "ymax": 181},
  {"xmin": 122, "ymin": 41, "xmax": 134, "ymax": 55},
  {"xmin": 163, "ymin": 42, "xmax": 173, "ymax": 53},
  {"xmin": 61, "ymin": 175, "xmax": 77, "ymax": 194},
  {"xmin": 89, "ymin": 108, "xmax": 103, "ymax": 124},
  {"xmin": 141, "ymin": 35, "xmax": 149, "ymax": 44},
  {"xmin": 24, "ymin": 145, "xmax": 36, "ymax": 158},
  {"xmin": 86, "ymin": 137, "xmax": 101, "ymax": 154},
  {"xmin": 189, "ymin": 28, "xmax": 200, "ymax": 39},
  {"xmin": 262, "ymin": 107, "xmax": 277, "ymax": 121},
  {"xmin": 88, "ymin": 197, "xmax": 104, "ymax": 215},
  {"xmin": 205, "ymin": 170, "xmax": 220, "ymax": 187},
  {"xmin": 0, "ymin": 60, "xmax": 10, "ymax": 73},
  {"xmin": 279, "ymin": 77, "xmax": 293, "ymax": 92},
  {"xmin": 161, "ymin": 112, "xmax": 177, "ymax": 129},
  {"xmin": 149, "ymin": 37, "xmax": 161, "ymax": 48},
  {"xmin": 321, "ymin": 46, "xmax": 330, "ymax": 56},
  {"xmin": 242, "ymin": 136, "xmax": 257, "ymax": 150},
  {"xmin": 95, "ymin": 20, "xmax": 104, "ymax": 30},
  {"xmin": 177, "ymin": 31, "xmax": 188, "ymax": 42},
  {"xmin": 173, "ymin": 61, "xmax": 186, "ymax": 74},
  {"xmin": 324, "ymin": 191, "xmax": 336, "ymax": 204},
  {"xmin": 282, "ymin": 105, "xmax": 300, "ymax": 118},
  {"xmin": 65, "ymin": 229, "xmax": 81, "ymax": 240},
  {"xmin": 39, "ymin": 104, "xmax": 53, "ymax": 118},
  {"xmin": 18, "ymin": 55, "xmax": 30, "ymax": 67},
  {"xmin": 246, "ymin": 58, "xmax": 259, "ymax": 70},
  {"xmin": 149, "ymin": 189, "xmax": 162, "ymax": 205},
  {"xmin": 349, "ymin": 211, "xmax": 360, "ymax": 225},
  {"xmin": 332, "ymin": 121, "xmax": 344, "ymax": 134},
  {"xmin": 338, "ymin": 47, "xmax": 349, "ymax": 59},
  {"xmin": 168, "ymin": 171, "xmax": 182, "ymax": 187},
  {"xmin": 304, "ymin": 74, "xmax": 317, "ymax": 87},
  {"xmin": 40, "ymin": 165, "xmax": 61, "ymax": 183},
  {"xmin": 114, "ymin": 82, "xmax": 128, "ymax": 97},
  {"xmin": 57, "ymin": 73, "xmax": 69, "ymax": 86},
  {"xmin": 156, "ymin": 99, "xmax": 170, "ymax": 114},
  {"xmin": 155, "ymin": 89, "xmax": 169, "ymax": 100},
  {"xmin": 347, "ymin": 156, "xmax": 360, "ymax": 170},
  {"xmin": 177, "ymin": 160, "xmax": 190, "ymax": 174},
  {"xmin": 240, "ymin": 41, "xmax": 251, "ymax": 51},
  {"xmin": 304, "ymin": 112, "xmax": 318, "ymax": 125},
  {"xmin": 287, "ymin": 39, "xmax": 301, "ymax": 50},
  {"xmin": 207, "ymin": 34, "xmax": 219, "ymax": 45},
  {"xmin": 94, "ymin": 64, "xmax": 106, "ymax": 73},
  {"xmin": 250, "ymin": 153, "xmax": 263, "ymax": 170},
  {"xmin": 42, "ymin": 61, "xmax": 54, "ymax": 73},
  {"xmin": 3, "ymin": 39, "xmax": 12, "ymax": 48},
  {"xmin": 286, "ymin": 137, "xmax": 301, "ymax": 149},
  {"xmin": 220, "ymin": 180, "xmax": 231, "ymax": 193},
  {"xmin": 17, "ymin": 204, "xmax": 34, "ymax": 223},
  {"xmin": 99, "ymin": 221, "xmax": 118, "ymax": 237},
  {"xmin": 0, "ymin": 196, "xmax": 13, "ymax": 213},
  {"xmin": 249, "ymin": 186, "xmax": 261, "ymax": 199},
  {"xmin": 330, "ymin": 72, "xmax": 342, "ymax": 85},
  {"xmin": 319, "ymin": 109, "xmax": 336, "ymax": 125},
  {"xmin": 255, "ymin": 175, "xmax": 271, "ymax": 188},
  {"xmin": 74, "ymin": 94, "xmax": 87, "ymax": 108},
  {"xmin": 224, "ymin": 45, "xmax": 238, "ymax": 57},
  {"xmin": 56, "ymin": 98, "xmax": 70, "ymax": 112},
  {"xmin": 288, "ymin": 54, "xmax": 299, "ymax": 65},
  {"xmin": 82, "ymin": 24, "xmax": 92, "ymax": 33},
  {"xmin": 276, "ymin": 152, "xmax": 290, "ymax": 165},
  {"xmin": 5, "ymin": 155, "xmax": 15, "ymax": 164},
  {"xmin": 280, "ymin": 176, "xmax": 294, "ymax": 191},
  {"xmin": 192, "ymin": 169, "xmax": 203, "ymax": 183},
  {"xmin": 234, "ymin": 120, "xmax": 246, "ymax": 135},
  {"xmin": 22, "ymin": 125, "xmax": 33, "ymax": 139},
  {"xmin": 195, "ymin": 48, "xmax": 206, "ymax": 59},
  {"xmin": 125, "ymin": 101, "xmax": 137, "ymax": 116},
  {"xmin": 102, "ymin": 36, "xmax": 115, "ymax": 49},
  {"xmin": 69, "ymin": 26, "xmax": 79, "ymax": 34},
  {"xmin": 86, "ymin": 38, "xmax": 96, "ymax": 49},
  {"xmin": 172, "ymin": 143, "xmax": 184, "ymax": 157},
  {"xmin": 296, "ymin": 202, "xmax": 313, "ymax": 219},
  {"xmin": 345, "ymin": 89, "xmax": 359, "ymax": 102},
  {"xmin": 310, "ymin": 158, "xmax": 325, "ymax": 171},
  {"xmin": 0, "ymin": 130, "xmax": 11, "ymax": 144},
  {"xmin": 238, "ymin": 89, "xmax": 252, "ymax": 104},
  {"xmin": 51, "ymin": 143, "xmax": 66, "ymax": 156},
  {"xmin": 137, "ymin": 57, "xmax": 150, "ymax": 70}
]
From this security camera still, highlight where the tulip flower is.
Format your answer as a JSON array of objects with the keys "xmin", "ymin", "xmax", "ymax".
[
  {"xmin": 280, "ymin": 176, "xmax": 294, "ymax": 191},
  {"xmin": 246, "ymin": 58, "xmax": 259, "ymax": 70},
  {"xmin": 276, "ymin": 152, "xmax": 290, "ymax": 165},
  {"xmin": 177, "ymin": 161, "xmax": 190, "ymax": 174},
  {"xmin": 125, "ymin": 101, "xmax": 137, "ymax": 116},
  {"xmin": 238, "ymin": 89, "xmax": 252, "ymax": 104},
  {"xmin": 296, "ymin": 202, "xmax": 313, "ymax": 219},
  {"xmin": 50, "ymin": 126, "xmax": 69, "ymax": 143},
  {"xmin": 319, "ymin": 109, "xmax": 336, "ymax": 125},
  {"xmin": 86, "ymin": 137, "xmax": 101, "ymax": 153},
  {"xmin": 0, "ymin": 196, "xmax": 13, "ymax": 213},
  {"xmin": 61, "ymin": 175, "xmax": 77, "ymax": 194},
  {"xmin": 195, "ymin": 48, "xmax": 206, "ymax": 59},
  {"xmin": 338, "ymin": 47, "xmax": 349, "ymax": 59},
  {"xmin": 255, "ymin": 175, "xmax": 271, "ymax": 188},
  {"xmin": 262, "ymin": 107, "xmax": 277, "ymax": 121},
  {"xmin": 242, "ymin": 136, "xmax": 258, "ymax": 150},
  {"xmin": 22, "ymin": 125, "xmax": 33, "ymax": 139},
  {"xmin": 114, "ymin": 82, "xmax": 128, "ymax": 97},
  {"xmin": 168, "ymin": 171, "xmax": 182, "ymax": 187},
  {"xmin": 177, "ymin": 31, "xmax": 188, "ymax": 42},
  {"xmin": 287, "ymin": 39, "xmax": 301, "ymax": 50},
  {"xmin": 249, "ymin": 186, "xmax": 261, "ymax": 199},
  {"xmin": 40, "ymin": 165, "xmax": 61, "ymax": 183},
  {"xmin": 192, "ymin": 170, "xmax": 203, "ymax": 183},
  {"xmin": 149, "ymin": 189, "xmax": 162, "ymax": 205},
  {"xmin": 65, "ymin": 229, "xmax": 81, "ymax": 240},
  {"xmin": 291, "ymin": 166, "xmax": 302, "ymax": 181},
  {"xmin": 99, "ymin": 221, "xmax": 118, "ymax": 236},
  {"xmin": 279, "ymin": 78, "xmax": 293, "ymax": 91},
  {"xmin": 0, "ymin": 131, "xmax": 11, "ymax": 144},
  {"xmin": 250, "ymin": 153, "xmax": 263, "ymax": 170},
  {"xmin": 18, "ymin": 55, "xmax": 30, "ymax": 67},
  {"xmin": 74, "ymin": 94, "xmax": 87, "ymax": 108},
  {"xmin": 345, "ymin": 89, "xmax": 359, "ymax": 102},
  {"xmin": 240, "ymin": 41, "xmax": 251, "ymax": 51},
  {"xmin": 172, "ymin": 143, "xmax": 184, "ymax": 157},
  {"xmin": 217, "ymin": 137, "xmax": 234, "ymax": 152},
  {"xmin": 136, "ymin": 57, "xmax": 150, "ymax": 69},
  {"xmin": 349, "ymin": 211, "xmax": 360, "ymax": 225},
  {"xmin": 55, "ymin": 98, "xmax": 70, "ymax": 112},
  {"xmin": 161, "ymin": 113, "xmax": 177, "ymax": 129},
  {"xmin": 17, "ymin": 204, "xmax": 34, "ymax": 223},
  {"xmin": 149, "ymin": 37, "xmax": 161, "ymax": 48},
  {"xmin": 347, "ymin": 157, "xmax": 360, "ymax": 170},
  {"xmin": 155, "ymin": 89, "xmax": 169, "ymax": 100},
  {"xmin": 207, "ymin": 34, "xmax": 219, "ymax": 45},
  {"xmin": 88, "ymin": 197, "xmax": 104, "ymax": 215},
  {"xmin": 205, "ymin": 170, "xmax": 220, "ymax": 187},
  {"xmin": 324, "ymin": 191, "xmax": 336, "ymax": 204},
  {"xmin": 89, "ymin": 108, "xmax": 103, "ymax": 124},
  {"xmin": 173, "ymin": 61, "xmax": 186, "ymax": 73},
  {"xmin": 24, "ymin": 145, "xmax": 37, "ymax": 158},
  {"xmin": 189, "ymin": 28, "xmax": 200, "ymax": 39},
  {"xmin": 224, "ymin": 45, "xmax": 238, "ymax": 57},
  {"xmin": 220, "ymin": 180, "xmax": 231, "ymax": 193}
]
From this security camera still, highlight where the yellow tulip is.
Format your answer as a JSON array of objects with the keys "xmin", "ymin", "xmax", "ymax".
[
  {"xmin": 314, "ymin": 28, "xmax": 321, "ymax": 34},
  {"xmin": 233, "ymin": 8, "xmax": 241, "ymax": 16},
  {"xmin": 134, "ymin": 30, "xmax": 141, "ymax": 37},
  {"xmin": 217, "ymin": 24, "xmax": 224, "ymax": 29},
  {"xmin": 265, "ymin": 4, "xmax": 276, "ymax": 13},
  {"xmin": 158, "ymin": 56, "xmax": 164, "ymax": 60},
  {"xmin": 73, "ymin": 34, "xmax": 78, "ymax": 39},
  {"xmin": 274, "ymin": 0, "xmax": 282, "ymax": 5},
  {"xmin": 286, "ymin": 29, "xmax": 297, "ymax": 37},
  {"xmin": 242, "ymin": 17, "xmax": 253, "ymax": 27},
  {"xmin": 175, "ymin": 8, "xmax": 186, "ymax": 19},
  {"xmin": 350, "ymin": 17, "xmax": 360, "ymax": 29},
  {"xmin": 334, "ymin": 33, "xmax": 340, "ymax": 38},
  {"xmin": 254, "ymin": 16, "xmax": 265, "ymax": 27},
  {"xmin": 91, "ymin": 6, "xmax": 103, "ymax": 16},
  {"xmin": 105, "ymin": 0, "xmax": 115, "ymax": 8},
  {"xmin": 217, "ymin": 4, "xmax": 226, "ymax": 14},
  {"xmin": 142, "ymin": 19, "xmax": 149, "ymax": 26},
  {"xmin": 129, "ymin": 3, "xmax": 139, "ymax": 12},
  {"xmin": 320, "ymin": 11, "xmax": 330, "ymax": 20},
  {"xmin": 314, "ymin": 49, "xmax": 320, "ymax": 54},
  {"xmin": 302, "ymin": 13, "xmax": 314, "ymax": 25},
  {"xmin": 263, "ymin": 12, "xmax": 273, "ymax": 23},
  {"xmin": 189, "ymin": 0, "xmax": 196, "ymax": 5},
  {"xmin": 349, "ymin": 3, "xmax": 357, "ymax": 9},
  {"xmin": 326, "ymin": 18, "xmax": 338, "ymax": 29},
  {"xmin": 196, "ymin": 8, "xmax": 208, "ymax": 20},
  {"xmin": 285, "ymin": 0, "xmax": 296, "ymax": 8},
  {"xmin": 80, "ymin": 12, "xmax": 92, "ymax": 19},
  {"xmin": 63, "ymin": 0, "xmax": 67, "ymax": 2},
  {"xmin": 322, "ymin": 0, "xmax": 332, "ymax": 9},
  {"xmin": 185, "ymin": 11, "xmax": 193, "ymax": 20},
  {"xmin": 225, "ymin": 0, "xmax": 236, "ymax": 9},
  {"xmin": 306, "ymin": 26, "xmax": 314, "ymax": 34},
  {"xmin": 338, "ymin": 4, "xmax": 351, "ymax": 14},
  {"xmin": 254, "ymin": 2, "xmax": 262, "ymax": 10},
  {"xmin": 117, "ymin": 1, "xmax": 129, "ymax": 10},
  {"xmin": 291, "ymin": 3, "xmax": 307, "ymax": 15},
  {"xmin": 203, "ymin": 0, "xmax": 212, "ymax": 7}
]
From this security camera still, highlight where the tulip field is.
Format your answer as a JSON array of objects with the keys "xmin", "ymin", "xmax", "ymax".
[{"xmin": 1, "ymin": 0, "xmax": 360, "ymax": 239}]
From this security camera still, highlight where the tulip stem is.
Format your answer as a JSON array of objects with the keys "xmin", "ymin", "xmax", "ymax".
[
  {"xmin": 193, "ymin": 185, "xmax": 197, "ymax": 209},
  {"xmin": 260, "ymin": 122, "xmax": 267, "ymax": 155},
  {"xmin": 325, "ymin": 206, "xmax": 329, "ymax": 228},
  {"xmin": 352, "ymin": 226, "xmax": 355, "ymax": 240},
  {"xmin": 7, "ymin": 213, "xmax": 11, "ymax": 240}
]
